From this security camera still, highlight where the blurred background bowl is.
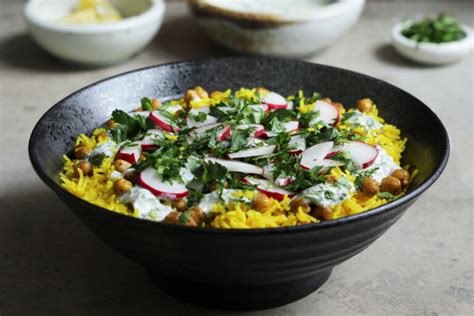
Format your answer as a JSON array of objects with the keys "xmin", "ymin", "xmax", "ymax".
[
  {"xmin": 391, "ymin": 22, "xmax": 474, "ymax": 65},
  {"xmin": 24, "ymin": 0, "xmax": 165, "ymax": 66},
  {"xmin": 188, "ymin": 0, "xmax": 365, "ymax": 57}
]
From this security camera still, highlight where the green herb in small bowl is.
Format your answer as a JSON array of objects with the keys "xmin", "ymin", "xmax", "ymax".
[{"xmin": 401, "ymin": 13, "xmax": 466, "ymax": 44}]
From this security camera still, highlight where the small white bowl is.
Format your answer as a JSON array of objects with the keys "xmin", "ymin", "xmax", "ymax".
[
  {"xmin": 391, "ymin": 22, "xmax": 474, "ymax": 65},
  {"xmin": 24, "ymin": 0, "xmax": 165, "ymax": 66},
  {"xmin": 188, "ymin": 0, "xmax": 365, "ymax": 58}
]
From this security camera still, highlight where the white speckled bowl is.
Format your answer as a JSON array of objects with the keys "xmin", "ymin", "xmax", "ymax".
[
  {"xmin": 188, "ymin": 0, "xmax": 365, "ymax": 58},
  {"xmin": 24, "ymin": 0, "xmax": 165, "ymax": 66},
  {"xmin": 391, "ymin": 22, "xmax": 474, "ymax": 65}
]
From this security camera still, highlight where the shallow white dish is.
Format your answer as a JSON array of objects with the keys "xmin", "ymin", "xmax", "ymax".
[
  {"xmin": 24, "ymin": 0, "xmax": 165, "ymax": 66},
  {"xmin": 391, "ymin": 22, "xmax": 474, "ymax": 65},
  {"xmin": 188, "ymin": 0, "xmax": 365, "ymax": 58}
]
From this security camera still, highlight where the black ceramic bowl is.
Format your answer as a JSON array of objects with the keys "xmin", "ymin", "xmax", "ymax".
[{"xmin": 29, "ymin": 58, "xmax": 449, "ymax": 310}]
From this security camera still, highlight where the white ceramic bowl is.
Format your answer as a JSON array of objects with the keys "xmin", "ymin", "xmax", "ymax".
[
  {"xmin": 188, "ymin": 0, "xmax": 365, "ymax": 58},
  {"xmin": 24, "ymin": 0, "xmax": 165, "ymax": 66},
  {"xmin": 391, "ymin": 22, "xmax": 474, "ymax": 65}
]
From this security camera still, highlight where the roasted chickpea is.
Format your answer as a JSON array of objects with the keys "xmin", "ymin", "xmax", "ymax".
[
  {"xmin": 151, "ymin": 98, "xmax": 161, "ymax": 109},
  {"xmin": 162, "ymin": 211, "xmax": 180, "ymax": 224},
  {"xmin": 184, "ymin": 89, "xmax": 200, "ymax": 105},
  {"xmin": 252, "ymin": 192, "xmax": 273, "ymax": 213},
  {"xmin": 321, "ymin": 97, "xmax": 332, "ymax": 104},
  {"xmin": 356, "ymin": 98, "xmax": 374, "ymax": 113},
  {"xmin": 194, "ymin": 86, "xmax": 209, "ymax": 99},
  {"xmin": 326, "ymin": 175, "xmax": 337, "ymax": 183},
  {"xmin": 107, "ymin": 119, "xmax": 118, "ymax": 129},
  {"xmin": 74, "ymin": 160, "xmax": 92, "ymax": 177},
  {"xmin": 189, "ymin": 207, "xmax": 205, "ymax": 225},
  {"xmin": 139, "ymin": 154, "xmax": 146, "ymax": 161},
  {"xmin": 113, "ymin": 159, "xmax": 131, "ymax": 173},
  {"xmin": 290, "ymin": 198, "xmax": 311, "ymax": 213},
  {"xmin": 362, "ymin": 177, "xmax": 379, "ymax": 196},
  {"xmin": 391, "ymin": 169, "xmax": 410, "ymax": 188},
  {"xmin": 256, "ymin": 87, "xmax": 270, "ymax": 97},
  {"xmin": 380, "ymin": 176, "xmax": 402, "ymax": 195},
  {"xmin": 332, "ymin": 102, "xmax": 345, "ymax": 113},
  {"xmin": 74, "ymin": 146, "xmax": 91, "ymax": 159},
  {"xmin": 172, "ymin": 199, "xmax": 187, "ymax": 212},
  {"xmin": 113, "ymin": 178, "xmax": 133, "ymax": 196},
  {"xmin": 311, "ymin": 205, "xmax": 333, "ymax": 221}
]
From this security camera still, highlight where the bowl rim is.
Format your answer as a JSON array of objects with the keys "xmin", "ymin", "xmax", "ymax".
[
  {"xmin": 28, "ymin": 57, "xmax": 450, "ymax": 235},
  {"xmin": 24, "ymin": 0, "xmax": 165, "ymax": 34},
  {"xmin": 391, "ymin": 21, "xmax": 474, "ymax": 51},
  {"xmin": 188, "ymin": 0, "xmax": 365, "ymax": 23}
]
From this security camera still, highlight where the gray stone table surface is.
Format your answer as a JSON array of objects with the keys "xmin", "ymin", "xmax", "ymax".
[{"xmin": 0, "ymin": 1, "xmax": 472, "ymax": 315}]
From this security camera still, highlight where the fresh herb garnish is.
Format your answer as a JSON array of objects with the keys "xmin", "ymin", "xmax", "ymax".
[
  {"xmin": 178, "ymin": 211, "xmax": 191, "ymax": 224},
  {"xmin": 140, "ymin": 97, "xmax": 153, "ymax": 111},
  {"xmin": 378, "ymin": 192, "xmax": 396, "ymax": 200},
  {"xmin": 401, "ymin": 13, "xmax": 466, "ymax": 44},
  {"xmin": 88, "ymin": 153, "xmax": 106, "ymax": 166},
  {"xmin": 190, "ymin": 111, "xmax": 208, "ymax": 122}
]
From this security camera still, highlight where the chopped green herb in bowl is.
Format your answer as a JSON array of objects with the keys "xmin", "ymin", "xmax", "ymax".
[{"xmin": 401, "ymin": 13, "xmax": 466, "ymax": 44}]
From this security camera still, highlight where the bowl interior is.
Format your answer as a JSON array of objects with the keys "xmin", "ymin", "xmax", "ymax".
[
  {"xmin": 26, "ymin": 0, "xmax": 153, "ymax": 24},
  {"xmin": 29, "ymin": 58, "xmax": 449, "ymax": 219}
]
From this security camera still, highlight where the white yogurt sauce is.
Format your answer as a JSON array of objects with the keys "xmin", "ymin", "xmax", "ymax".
[
  {"xmin": 119, "ymin": 186, "xmax": 173, "ymax": 222},
  {"xmin": 301, "ymin": 177, "xmax": 354, "ymax": 207},
  {"xmin": 198, "ymin": 189, "xmax": 253, "ymax": 214},
  {"xmin": 89, "ymin": 139, "xmax": 117, "ymax": 158},
  {"xmin": 362, "ymin": 146, "xmax": 400, "ymax": 182},
  {"xmin": 345, "ymin": 110, "xmax": 383, "ymax": 132}
]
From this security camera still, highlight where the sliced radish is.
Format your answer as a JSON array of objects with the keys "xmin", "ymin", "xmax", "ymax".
[
  {"xmin": 311, "ymin": 100, "xmax": 339, "ymax": 126},
  {"xmin": 141, "ymin": 129, "xmax": 164, "ymax": 151},
  {"xmin": 300, "ymin": 141, "xmax": 334, "ymax": 170},
  {"xmin": 149, "ymin": 111, "xmax": 179, "ymax": 132},
  {"xmin": 205, "ymin": 158, "xmax": 263, "ymax": 175},
  {"xmin": 186, "ymin": 113, "xmax": 218, "ymax": 129},
  {"xmin": 341, "ymin": 141, "xmax": 378, "ymax": 169},
  {"xmin": 192, "ymin": 123, "xmax": 221, "ymax": 136},
  {"xmin": 314, "ymin": 159, "xmax": 345, "ymax": 167},
  {"xmin": 289, "ymin": 135, "xmax": 306, "ymax": 154},
  {"xmin": 249, "ymin": 104, "xmax": 270, "ymax": 113},
  {"xmin": 228, "ymin": 145, "xmax": 276, "ymax": 159},
  {"xmin": 116, "ymin": 143, "xmax": 141, "ymax": 164},
  {"xmin": 262, "ymin": 163, "xmax": 275, "ymax": 180},
  {"xmin": 263, "ymin": 92, "xmax": 288, "ymax": 110},
  {"xmin": 243, "ymin": 177, "xmax": 295, "ymax": 201},
  {"xmin": 274, "ymin": 176, "xmax": 294, "ymax": 187},
  {"xmin": 236, "ymin": 124, "xmax": 265, "ymax": 137},
  {"xmin": 217, "ymin": 125, "xmax": 231, "ymax": 141},
  {"xmin": 286, "ymin": 101, "xmax": 294, "ymax": 110},
  {"xmin": 137, "ymin": 167, "xmax": 188, "ymax": 199},
  {"xmin": 262, "ymin": 121, "xmax": 300, "ymax": 138}
]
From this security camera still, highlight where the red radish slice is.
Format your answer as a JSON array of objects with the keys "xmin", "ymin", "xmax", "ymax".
[
  {"xmin": 137, "ymin": 167, "xmax": 188, "ymax": 199},
  {"xmin": 165, "ymin": 105, "xmax": 183, "ymax": 114},
  {"xmin": 262, "ymin": 163, "xmax": 275, "ymax": 180},
  {"xmin": 341, "ymin": 141, "xmax": 378, "ymax": 169},
  {"xmin": 236, "ymin": 124, "xmax": 265, "ymax": 137},
  {"xmin": 243, "ymin": 177, "xmax": 295, "ymax": 200},
  {"xmin": 263, "ymin": 92, "xmax": 288, "ymax": 110},
  {"xmin": 300, "ymin": 141, "xmax": 334, "ymax": 170},
  {"xmin": 262, "ymin": 121, "xmax": 300, "ymax": 138},
  {"xmin": 289, "ymin": 135, "xmax": 306, "ymax": 154},
  {"xmin": 186, "ymin": 114, "xmax": 218, "ymax": 128},
  {"xmin": 286, "ymin": 101, "xmax": 294, "ymax": 110},
  {"xmin": 192, "ymin": 123, "xmax": 221, "ymax": 136},
  {"xmin": 228, "ymin": 145, "xmax": 276, "ymax": 159},
  {"xmin": 116, "ymin": 143, "xmax": 141, "ymax": 164},
  {"xmin": 217, "ymin": 125, "xmax": 231, "ymax": 141},
  {"xmin": 205, "ymin": 158, "xmax": 263, "ymax": 175},
  {"xmin": 315, "ymin": 159, "xmax": 345, "ymax": 167},
  {"xmin": 249, "ymin": 104, "xmax": 270, "ymax": 113},
  {"xmin": 140, "ymin": 129, "xmax": 164, "ymax": 151},
  {"xmin": 312, "ymin": 100, "xmax": 339, "ymax": 126},
  {"xmin": 149, "ymin": 111, "xmax": 178, "ymax": 132},
  {"xmin": 274, "ymin": 176, "xmax": 294, "ymax": 187}
]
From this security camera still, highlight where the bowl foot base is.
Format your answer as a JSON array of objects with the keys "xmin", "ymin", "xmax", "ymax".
[{"xmin": 147, "ymin": 268, "xmax": 332, "ymax": 310}]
